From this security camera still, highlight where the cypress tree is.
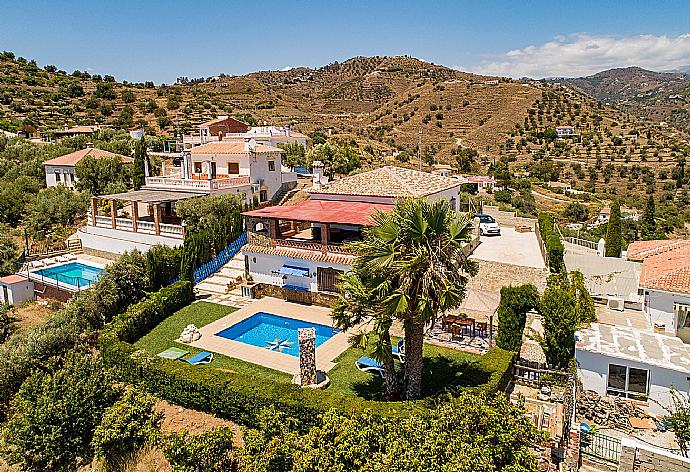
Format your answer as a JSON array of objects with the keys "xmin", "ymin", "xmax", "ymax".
[
  {"xmin": 132, "ymin": 137, "xmax": 147, "ymax": 190},
  {"xmin": 641, "ymin": 195, "xmax": 656, "ymax": 240},
  {"xmin": 605, "ymin": 201, "xmax": 622, "ymax": 257}
]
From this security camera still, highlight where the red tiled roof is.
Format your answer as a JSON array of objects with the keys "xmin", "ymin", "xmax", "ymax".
[
  {"xmin": 243, "ymin": 199, "xmax": 392, "ymax": 226},
  {"xmin": 43, "ymin": 148, "xmax": 133, "ymax": 167},
  {"xmin": 640, "ymin": 244, "xmax": 690, "ymax": 294},
  {"xmin": 0, "ymin": 274, "xmax": 28, "ymax": 284},
  {"xmin": 627, "ymin": 239, "xmax": 690, "ymax": 262},
  {"xmin": 191, "ymin": 141, "xmax": 283, "ymax": 155},
  {"xmin": 242, "ymin": 244, "xmax": 356, "ymax": 265}
]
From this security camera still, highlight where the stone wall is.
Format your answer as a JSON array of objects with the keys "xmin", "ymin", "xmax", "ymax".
[
  {"xmin": 252, "ymin": 283, "xmax": 338, "ymax": 308},
  {"xmin": 82, "ymin": 246, "xmax": 120, "ymax": 261},
  {"xmin": 467, "ymin": 260, "xmax": 549, "ymax": 292},
  {"xmin": 619, "ymin": 438, "xmax": 690, "ymax": 472}
]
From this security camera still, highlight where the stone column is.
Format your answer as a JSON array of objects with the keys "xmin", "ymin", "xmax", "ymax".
[
  {"xmin": 153, "ymin": 204, "xmax": 161, "ymax": 235},
  {"xmin": 90, "ymin": 197, "xmax": 98, "ymax": 226},
  {"xmin": 298, "ymin": 327, "xmax": 317, "ymax": 386},
  {"xmin": 110, "ymin": 199, "xmax": 117, "ymax": 229},
  {"xmin": 565, "ymin": 428, "xmax": 580, "ymax": 471},
  {"xmin": 320, "ymin": 223, "xmax": 329, "ymax": 253},
  {"xmin": 269, "ymin": 219, "xmax": 277, "ymax": 247},
  {"xmin": 131, "ymin": 201, "xmax": 139, "ymax": 232}
]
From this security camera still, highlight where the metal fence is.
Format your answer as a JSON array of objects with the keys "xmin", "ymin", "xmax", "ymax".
[
  {"xmin": 192, "ymin": 232, "xmax": 247, "ymax": 285},
  {"xmin": 580, "ymin": 430, "xmax": 621, "ymax": 464}
]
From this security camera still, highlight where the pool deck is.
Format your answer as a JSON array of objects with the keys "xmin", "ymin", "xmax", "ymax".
[{"xmin": 186, "ymin": 297, "xmax": 352, "ymax": 375}]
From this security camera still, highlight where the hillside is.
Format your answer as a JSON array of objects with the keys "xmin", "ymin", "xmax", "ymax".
[{"xmin": 565, "ymin": 67, "xmax": 690, "ymax": 131}]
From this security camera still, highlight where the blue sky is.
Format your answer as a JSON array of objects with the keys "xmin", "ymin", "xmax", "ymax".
[{"xmin": 1, "ymin": 0, "xmax": 689, "ymax": 83}]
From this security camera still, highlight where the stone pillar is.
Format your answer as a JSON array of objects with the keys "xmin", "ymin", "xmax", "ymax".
[
  {"xmin": 154, "ymin": 204, "xmax": 161, "ymax": 235},
  {"xmin": 110, "ymin": 199, "xmax": 117, "ymax": 229},
  {"xmin": 131, "ymin": 201, "xmax": 139, "ymax": 232},
  {"xmin": 269, "ymin": 219, "xmax": 277, "ymax": 247},
  {"xmin": 565, "ymin": 428, "xmax": 580, "ymax": 471},
  {"xmin": 298, "ymin": 327, "xmax": 317, "ymax": 386},
  {"xmin": 320, "ymin": 223, "xmax": 329, "ymax": 253},
  {"xmin": 90, "ymin": 197, "xmax": 98, "ymax": 226}
]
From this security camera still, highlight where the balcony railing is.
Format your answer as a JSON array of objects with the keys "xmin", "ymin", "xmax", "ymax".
[
  {"xmin": 87, "ymin": 212, "xmax": 184, "ymax": 239},
  {"xmin": 273, "ymin": 238, "xmax": 355, "ymax": 255},
  {"xmin": 144, "ymin": 176, "xmax": 251, "ymax": 191}
]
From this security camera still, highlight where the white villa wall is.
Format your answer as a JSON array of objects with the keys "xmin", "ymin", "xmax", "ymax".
[
  {"xmin": 645, "ymin": 288, "xmax": 690, "ymax": 336},
  {"xmin": 426, "ymin": 186, "xmax": 463, "ymax": 209},
  {"xmin": 78, "ymin": 225, "xmax": 182, "ymax": 256},
  {"xmin": 45, "ymin": 164, "xmax": 77, "ymax": 188},
  {"xmin": 244, "ymin": 250, "xmax": 351, "ymax": 292},
  {"xmin": 0, "ymin": 280, "xmax": 34, "ymax": 305},
  {"xmin": 575, "ymin": 348, "xmax": 690, "ymax": 417}
]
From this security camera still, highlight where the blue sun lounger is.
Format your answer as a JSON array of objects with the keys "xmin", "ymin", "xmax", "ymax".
[
  {"xmin": 355, "ymin": 356, "xmax": 385, "ymax": 377},
  {"xmin": 180, "ymin": 351, "xmax": 214, "ymax": 365},
  {"xmin": 392, "ymin": 339, "xmax": 405, "ymax": 362}
]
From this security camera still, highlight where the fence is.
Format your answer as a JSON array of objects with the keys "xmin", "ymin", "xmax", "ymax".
[
  {"xmin": 512, "ymin": 361, "xmax": 572, "ymax": 388},
  {"xmin": 580, "ymin": 430, "xmax": 622, "ymax": 464},
  {"xmin": 192, "ymin": 232, "xmax": 247, "ymax": 285},
  {"xmin": 564, "ymin": 236, "xmax": 599, "ymax": 251}
]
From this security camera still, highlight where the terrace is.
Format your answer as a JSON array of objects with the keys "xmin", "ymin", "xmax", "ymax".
[{"xmin": 144, "ymin": 175, "xmax": 251, "ymax": 192}]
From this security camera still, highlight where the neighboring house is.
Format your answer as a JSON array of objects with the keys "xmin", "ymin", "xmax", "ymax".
[
  {"xmin": 43, "ymin": 146, "xmax": 133, "ymax": 189},
  {"xmin": 241, "ymin": 166, "xmax": 469, "ymax": 298},
  {"xmin": 183, "ymin": 116, "xmax": 308, "ymax": 150},
  {"xmin": 627, "ymin": 240, "xmax": 690, "ymax": 342},
  {"xmin": 456, "ymin": 175, "xmax": 497, "ymax": 191},
  {"xmin": 598, "ymin": 206, "xmax": 611, "ymax": 223},
  {"xmin": 547, "ymin": 181, "xmax": 572, "ymax": 192},
  {"xmin": 432, "ymin": 163, "xmax": 452, "ymax": 177},
  {"xmin": 555, "ymin": 126, "xmax": 576, "ymax": 137},
  {"xmin": 53, "ymin": 125, "xmax": 100, "ymax": 141},
  {"xmin": 78, "ymin": 139, "xmax": 297, "ymax": 258},
  {"xmin": 575, "ymin": 322, "xmax": 690, "ymax": 417}
]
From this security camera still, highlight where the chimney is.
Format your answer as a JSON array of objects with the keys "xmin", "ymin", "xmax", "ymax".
[
  {"xmin": 86, "ymin": 142, "xmax": 94, "ymax": 149},
  {"xmin": 285, "ymin": 125, "xmax": 291, "ymax": 137},
  {"xmin": 312, "ymin": 160, "xmax": 325, "ymax": 188},
  {"xmin": 243, "ymin": 137, "xmax": 251, "ymax": 152}
]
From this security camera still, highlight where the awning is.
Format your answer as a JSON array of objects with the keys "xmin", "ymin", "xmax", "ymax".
[
  {"xmin": 276, "ymin": 265, "xmax": 310, "ymax": 277},
  {"xmin": 97, "ymin": 189, "xmax": 207, "ymax": 203},
  {"xmin": 243, "ymin": 199, "xmax": 393, "ymax": 226}
]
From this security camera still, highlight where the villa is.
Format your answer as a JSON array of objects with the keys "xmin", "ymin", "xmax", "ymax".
[
  {"xmin": 555, "ymin": 126, "xmax": 576, "ymax": 137},
  {"xmin": 182, "ymin": 115, "xmax": 308, "ymax": 150},
  {"xmin": 78, "ymin": 138, "xmax": 297, "ymax": 258},
  {"xmin": 52, "ymin": 124, "xmax": 101, "ymax": 141},
  {"xmin": 241, "ymin": 165, "xmax": 470, "ymax": 302},
  {"xmin": 43, "ymin": 145, "xmax": 133, "ymax": 189}
]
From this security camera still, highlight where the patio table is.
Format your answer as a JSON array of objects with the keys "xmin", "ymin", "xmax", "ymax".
[{"xmin": 157, "ymin": 347, "xmax": 189, "ymax": 360}]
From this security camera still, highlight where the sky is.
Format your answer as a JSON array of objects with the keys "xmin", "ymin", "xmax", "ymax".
[{"xmin": 1, "ymin": 0, "xmax": 689, "ymax": 83}]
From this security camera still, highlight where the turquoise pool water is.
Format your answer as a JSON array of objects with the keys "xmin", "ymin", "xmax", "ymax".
[
  {"xmin": 34, "ymin": 262, "xmax": 103, "ymax": 288},
  {"xmin": 215, "ymin": 312, "xmax": 339, "ymax": 357}
]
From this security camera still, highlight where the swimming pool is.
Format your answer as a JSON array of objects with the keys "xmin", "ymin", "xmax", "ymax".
[
  {"xmin": 33, "ymin": 262, "xmax": 103, "ymax": 288},
  {"xmin": 215, "ymin": 312, "xmax": 340, "ymax": 357}
]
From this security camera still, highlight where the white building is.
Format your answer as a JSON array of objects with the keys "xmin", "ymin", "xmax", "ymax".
[
  {"xmin": 0, "ymin": 275, "xmax": 34, "ymax": 305},
  {"xmin": 183, "ymin": 116, "xmax": 308, "ymax": 150},
  {"xmin": 555, "ymin": 126, "xmax": 576, "ymax": 137},
  {"xmin": 43, "ymin": 146, "xmax": 133, "ymax": 189},
  {"xmin": 627, "ymin": 240, "xmax": 690, "ymax": 342},
  {"xmin": 242, "ymin": 166, "xmax": 468, "ymax": 298},
  {"xmin": 575, "ymin": 323, "xmax": 690, "ymax": 417}
]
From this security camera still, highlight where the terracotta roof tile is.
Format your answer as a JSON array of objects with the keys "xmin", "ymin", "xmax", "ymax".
[
  {"xmin": 42, "ymin": 148, "xmax": 133, "ymax": 167},
  {"xmin": 242, "ymin": 244, "xmax": 356, "ymax": 265},
  {"xmin": 309, "ymin": 166, "xmax": 460, "ymax": 198},
  {"xmin": 627, "ymin": 239, "xmax": 690, "ymax": 262},
  {"xmin": 190, "ymin": 141, "xmax": 283, "ymax": 155},
  {"xmin": 640, "ymin": 244, "xmax": 690, "ymax": 294},
  {"xmin": 0, "ymin": 274, "xmax": 28, "ymax": 284}
]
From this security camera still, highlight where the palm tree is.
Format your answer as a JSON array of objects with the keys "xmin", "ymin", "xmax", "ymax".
[{"xmin": 340, "ymin": 197, "xmax": 478, "ymax": 400}]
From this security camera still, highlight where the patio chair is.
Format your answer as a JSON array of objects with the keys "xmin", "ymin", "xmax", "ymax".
[
  {"xmin": 355, "ymin": 356, "xmax": 385, "ymax": 377},
  {"xmin": 181, "ymin": 351, "xmax": 214, "ymax": 365},
  {"xmin": 392, "ymin": 338, "xmax": 405, "ymax": 362}
]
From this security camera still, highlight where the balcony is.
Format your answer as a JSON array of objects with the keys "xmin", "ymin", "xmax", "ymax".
[
  {"xmin": 87, "ymin": 212, "xmax": 184, "ymax": 239},
  {"xmin": 144, "ymin": 175, "xmax": 251, "ymax": 192}
]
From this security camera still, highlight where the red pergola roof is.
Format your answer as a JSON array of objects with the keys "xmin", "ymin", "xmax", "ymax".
[{"xmin": 243, "ymin": 199, "xmax": 392, "ymax": 226}]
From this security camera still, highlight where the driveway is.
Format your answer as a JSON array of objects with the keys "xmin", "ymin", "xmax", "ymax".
[{"xmin": 471, "ymin": 227, "xmax": 546, "ymax": 269}]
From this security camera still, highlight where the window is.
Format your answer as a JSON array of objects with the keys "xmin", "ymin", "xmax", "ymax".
[
  {"xmin": 193, "ymin": 162, "xmax": 202, "ymax": 174},
  {"xmin": 268, "ymin": 160, "xmax": 276, "ymax": 172},
  {"xmin": 228, "ymin": 162, "xmax": 240, "ymax": 174},
  {"xmin": 607, "ymin": 364, "xmax": 649, "ymax": 400},
  {"xmin": 54, "ymin": 170, "xmax": 61, "ymax": 182},
  {"xmin": 317, "ymin": 267, "xmax": 344, "ymax": 293},
  {"xmin": 675, "ymin": 303, "xmax": 690, "ymax": 328}
]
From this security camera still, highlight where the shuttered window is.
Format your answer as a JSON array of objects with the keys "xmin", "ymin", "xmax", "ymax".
[{"xmin": 317, "ymin": 267, "xmax": 344, "ymax": 293}]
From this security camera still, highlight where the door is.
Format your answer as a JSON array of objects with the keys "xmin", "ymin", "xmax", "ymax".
[
  {"xmin": 210, "ymin": 162, "xmax": 217, "ymax": 179},
  {"xmin": 317, "ymin": 267, "xmax": 344, "ymax": 293}
]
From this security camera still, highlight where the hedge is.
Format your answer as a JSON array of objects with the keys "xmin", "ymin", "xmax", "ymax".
[
  {"xmin": 538, "ymin": 213, "xmax": 565, "ymax": 273},
  {"xmin": 99, "ymin": 282, "xmax": 514, "ymax": 429}
]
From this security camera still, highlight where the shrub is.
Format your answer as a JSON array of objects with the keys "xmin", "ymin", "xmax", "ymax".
[
  {"xmin": 92, "ymin": 389, "xmax": 162, "ymax": 468},
  {"xmin": 146, "ymin": 245, "xmax": 183, "ymax": 290},
  {"xmin": 493, "ymin": 189, "xmax": 512, "ymax": 204},
  {"xmin": 605, "ymin": 201, "xmax": 622, "ymax": 257},
  {"xmin": 495, "ymin": 285, "xmax": 540, "ymax": 352},
  {"xmin": 538, "ymin": 213, "xmax": 565, "ymax": 272},
  {"xmin": 162, "ymin": 427, "xmax": 235, "ymax": 472},
  {"xmin": 0, "ymin": 351, "xmax": 120, "ymax": 472},
  {"xmin": 0, "ymin": 303, "xmax": 16, "ymax": 343}
]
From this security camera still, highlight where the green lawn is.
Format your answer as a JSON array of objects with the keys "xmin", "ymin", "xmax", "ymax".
[
  {"xmin": 327, "ymin": 337, "xmax": 500, "ymax": 399},
  {"xmin": 134, "ymin": 301, "xmax": 291, "ymax": 383},
  {"xmin": 135, "ymin": 301, "xmax": 510, "ymax": 399}
]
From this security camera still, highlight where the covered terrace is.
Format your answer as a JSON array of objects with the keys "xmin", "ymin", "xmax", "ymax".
[
  {"xmin": 243, "ymin": 199, "xmax": 393, "ymax": 254},
  {"xmin": 88, "ymin": 189, "xmax": 206, "ymax": 239}
]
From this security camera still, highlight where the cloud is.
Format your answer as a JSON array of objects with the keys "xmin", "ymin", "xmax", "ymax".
[{"xmin": 462, "ymin": 33, "xmax": 690, "ymax": 78}]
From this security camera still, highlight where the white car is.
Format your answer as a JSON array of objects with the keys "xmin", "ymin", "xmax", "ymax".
[{"xmin": 475, "ymin": 214, "xmax": 501, "ymax": 236}]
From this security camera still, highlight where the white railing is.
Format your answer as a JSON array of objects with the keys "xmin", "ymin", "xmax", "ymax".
[
  {"xmin": 115, "ymin": 218, "xmax": 133, "ymax": 230},
  {"xmin": 144, "ymin": 176, "xmax": 250, "ymax": 191},
  {"xmin": 160, "ymin": 223, "xmax": 184, "ymax": 236},
  {"xmin": 87, "ymin": 212, "xmax": 183, "ymax": 239}
]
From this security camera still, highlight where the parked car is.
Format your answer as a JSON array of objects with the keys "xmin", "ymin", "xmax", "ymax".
[
  {"xmin": 172, "ymin": 156, "xmax": 183, "ymax": 167},
  {"xmin": 475, "ymin": 213, "xmax": 501, "ymax": 236}
]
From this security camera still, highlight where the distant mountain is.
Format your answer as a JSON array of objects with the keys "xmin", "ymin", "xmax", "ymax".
[{"xmin": 565, "ymin": 67, "xmax": 690, "ymax": 103}]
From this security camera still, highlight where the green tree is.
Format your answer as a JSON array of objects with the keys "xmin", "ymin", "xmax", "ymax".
[
  {"xmin": 496, "ymin": 284, "xmax": 540, "ymax": 352},
  {"xmin": 26, "ymin": 186, "xmax": 88, "ymax": 234},
  {"xmin": 75, "ymin": 155, "xmax": 129, "ymax": 195},
  {"xmin": 132, "ymin": 137, "xmax": 148, "ymax": 190},
  {"xmin": 304, "ymin": 142, "xmax": 361, "ymax": 177},
  {"xmin": 277, "ymin": 142, "xmax": 306, "ymax": 169},
  {"xmin": 455, "ymin": 147, "xmax": 478, "ymax": 173},
  {"xmin": 0, "ymin": 225, "xmax": 18, "ymax": 276},
  {"xmin": 343, "ymin": 198, "xmax": 477, "ymax": 400},
  {"xmin": 641, "ymin": 195, "xmax": 656, "ymax": 240},
  {"xmin": 563, "ymin": 202, "xmax": 588, "ymax": 222},
  {"xmin": 0, "ymin": 352, "xmax": 120, "ymax": 472},
  {"xmin": 92, "ymin": 389, "xmax": 162, "ymax": 469},
  {"xmin": 162, "ymin": 427, "xmax": 235, "ymax": 472},
  {"xmin": 664, "ymin": 389, "xmax": 690, "ymax": 457},
  {"xmin": 605, "ymin": 201, "xmax": 622, "ymax": 257},
  {"xmin": 539, "ymin": 274, "xmax": 580, "ymax": 369}
]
